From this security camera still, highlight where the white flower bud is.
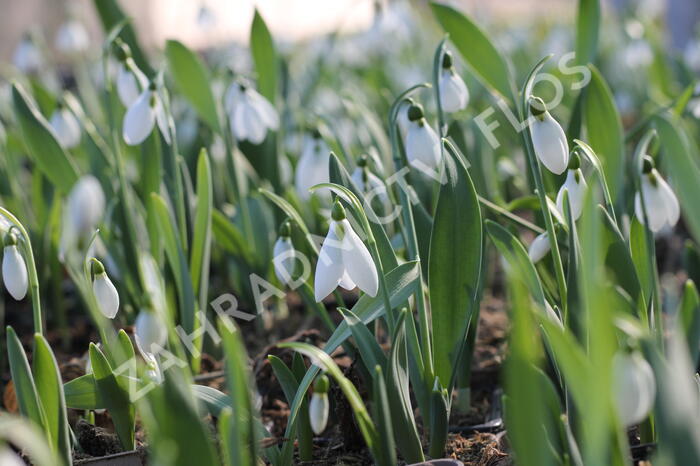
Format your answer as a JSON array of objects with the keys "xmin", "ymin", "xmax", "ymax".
[
  {"xmin": 556, "ymin": 169, "xmax": 587, "ymax": 220},
  {"xmin": 612, "ymin": 351, "xmax": 656, "ymax": 427},
  {"xmin": 309, "ymin": 392, "xmax": 329, "ymax": 435},
  {"xmin": 530, "ymin": 98, "xmax": 569, "ymax": 175},
  {"xmin": 91, "ymin": 260, "xmax": 119, "ymax": 319},
  {"xmin": 405, "ymin": 113, "xmax": 441, "ymax": 171},
  {"xmin": 116, "ymin": 61, "xmax": 148, "ymax": 107},
  {"xmin": 294, "ymin": 132, "xmax": 329, "ymax": 200},
  {"xmin": 439, "ymin": 62, "xmax": 469, "ymax": 113},
  {"xmin": 55, "ymin": 20, "xmax": 89, "ymax": 54},
  {"xmin": 528, "ymin": 232, "xmax": 551, "ymax": 264},
  {"xmin": 2, "ymin": 242, "xmax": 28, "ymax": 301},
  {"xmin": 134, "ymin": 311, "xmax": 167, "ymax": 358},
  {"xmin": 49, "ymin": 106, "xmax": 81, "ymax": 149},
  {"xmin": 634, "ymin": 167, "xmax": 680, "ymax": 233},
  {"xmin": 0, "ymin": 447, "xmax": 25, "ymax": 466},
  {"xmin": 226, "ymin": 82, "xmax": 279, "ymax": 144},
  {"xmin": 273, "ymin": 236, "xmax": 295, "ymax": 287}
]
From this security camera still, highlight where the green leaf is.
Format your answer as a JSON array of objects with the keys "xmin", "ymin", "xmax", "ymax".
[
  {"xmin": 64, "ymin": 374, "xmax": 103, "ymax": 410},
  {"xmin": 32, "ymin": 334, "xmax": 71, "ymax": 465},
  {"xmin": 89, "ymin": 343, "xmax": 135, "ymax": 450},
  {"xmin": 93, "ymin": 0, "xmax": 151, "ymax": 74},
  {"xmin": 250, "ymin": 9, "xmax": 277, "ymax": 102},
  {"xmin": 371, "ymin": 366, "xmax": 397, "ymax": 466},
  {"xmin": 6, "ymin": 327, "xmax": 47, "ymax": 436},
  {"xmin": 430, "ymin": 2, "xmax": 515, "ymax": 103},
  {"xmin": 575, "ymin": 0, "xmax": 600, "ymax": 65},
  {"xmin": 165, "ymin": 40, "xmax": 220, "ymax": 132},
  {"xmin": 429, "ymin": 148, "xmax": 482, "ymax": 386},
  {"xmin": 11, "ymin": 83, "xmax": 79, "ymax": 192},
  {"xmin": 212, "ymin": 209, "xmax": 254, "ymax": 264},
  {"xmin": 679, "ymin": 280, "xmax": 700, "ymax": 367},
  {"xmin": 583, "ymin": 65, "xmax": 624, "ymax": 201},
  {"xmin": 190, "ymin": 150, "xmax": 213, "ymax": 302},
  {"xmin": 340, "ymin": 308, "xmax": 387, "ymax": 374},
  {"xmin": 0, "ymin": 415, "xmax": 60, "ymax": 466},
  {"xmin": 653, "ymin": 112, "xmax": 700, "ymax": 242},
  {"xmin": 192, "ymin": 384, "xmax": 231, "ymax": 417}
]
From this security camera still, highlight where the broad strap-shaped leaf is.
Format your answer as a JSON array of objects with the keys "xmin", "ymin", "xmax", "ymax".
[
  {"xmin": 575, "ymin": 0, "xmax": 600, "ymax": 65},
  {"xmin": 165, "ymin": 40, "xmax": 220, "ymax": 132},
  {"xmin": 12, "ymin": 83, "xmax": 79, "ymax": 192},
  {"xmin": 430, "ymin": 2, "xmax": 515, "ymax": 104},
  {"xmin": 429, "ymin": 148, "xmax": 482, "ymax": 386},
  {"xmin": 64, "ymin": 374, "xmax": 103, "ymax": 410},
  {"xmin": 250, "ymin": 10, "xmax": 278, "ymax": 102}
]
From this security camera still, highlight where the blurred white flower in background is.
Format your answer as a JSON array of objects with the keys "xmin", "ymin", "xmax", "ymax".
[
  {"xmin": 123, "ymin": 83, "xmax": 171, "ymax": 146},
  {"xmin": 555, "ymin": 152, "xmax": 587, "ymax": 220},
  {"xmin": 684, "ymin": 40, "xmax": 700, "ymax": 73},
  {"xmin": 225, "ymin": 81, "xmax": 278, "ymax": 144},
  {"xmin": 0, "ymin": 447, "xmax": 24, "ymax": 466},
  {"xmin": 55, "ymin": 20, "xmax": 89, "ymax": 54},
  {"xmin": 13, "ymin": 35, "xmax": 41, "ymax": 74},
  {"xmin": 295, "ymin": 130, "xmax": 330, "ymax": 200},
  {"xmin": 115, "ymin": 43, "xmax": 149, "ymax": 107},
  {"xmin": 612, "ymin": 350, "xmax": 656, "ymax": 427},
  {"xmin": 60, "ymin": 175, "xmax": 105, "ymax": 260},
  {"xmin": 634, "ymin": 156, "xmax": 679, "ymax": 233},
  {"xmin": 528, "ymin": 232, "xmax": 551, "ymax": 264},
  {"xmin": 49, "ymin": 104, "xmax": 82, "ymax": 149}
]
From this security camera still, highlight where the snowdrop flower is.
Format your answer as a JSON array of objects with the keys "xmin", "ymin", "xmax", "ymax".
[
  {"xmin": 122, "ymin": 81, "xmax": 170, "ymax": 146},
  {"xmin": 49, "ymin": 103, "xmax": 81, "ymax": 149},
  {"xmin": 273, "ymin": 221, "xmax": 296, "ymax": 286},
  {"xmin": 91, "ymin": 258, "xmax": 119, "ymax": 319},
  {"xmin": 396, "ymin": 98, "xmax": 413, "ymax": 139},
  {"xmin": 528, "ymin": 232, "xmax": 551, "ymax": 264},
  {"xmin": 351, "ymin": 155, "xmax": 390, "ymax": 208},
  {"xmin": 438, "ymin": 51, "xmax": 469, "ymax": 113},
  {"xmin": 612, "ymin": 350, "xmax": 656, "ymax": 427},
  {"xmin": 196, "ymin": 4, "xmax": 216, "ymax": 29},
  {"xmin": 404, "ymin": 102, "xmax": 442, "ymax": 171},
  {"xmin": 555, "ymin": 151, "xmax": 587, "ymax": 220},
  {"xmin": 2, "ymin": 231, "xmax": 28, "ymax": 301},
  {"xmin": 13, "ymin": 35, "xmax": 41, "ymax": 74},
  {"xmin": 55, "ymin": 20, "xmax": 89, "ymax": 54},
  {"xmin": 0, "ymin": 447, "xmax": 24, "ymax": 466},
  {"xmin": 295, "ymin": 130, "xmax": 330, "ymax": 200},
  {"xmin": 529, "ymin": 96, "xmax": 569, "ymax": 175},
  {"xmin": 134, "ymin": 310, "xmax": 167, "ymax": 358},
  {"xmin": 314, "ymin": 201, "xmax": 378, "ymax": 302},
  {"xmin": 225, "ymin": 81, "xmax": 278, "ymax": 144},
  {"xmin": 309, "ymin": 374, "xmax": 330, "ymax": 435},
  {"xmin": 60, "ymin": 175, "xmax": 105, "ymax": 258},
  {"xmin": 634, "ymin": 155, "xmax": 680, "ymax": 233},
  {"xmin": 115, "ymin": 42, "xmax": 148, "ymax": 108}
]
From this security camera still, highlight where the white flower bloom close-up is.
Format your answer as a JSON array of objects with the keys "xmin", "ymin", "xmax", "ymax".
[
  {"xmin": 529, "ymin": 96, "xmax": 569, "ymax": 175},
  {"xmin": 91, "ymin": 259, "xmax": 119, "ymax": 319},
  {"xmin": 134, "ymin": 310, "xmax": 167, "ymax": 358},
  {"xmin": 55, "ymin": 20, "xmax": 89, "ymax": 53},
  {"xmin": 2, "ymin": 235, "xmax": 28, "ymax": 301},
  {"xmin": 123, "ymin": 84, "xmax": 170, "ymax": 146},
  {"xmin": 309, "ymin": 375, "xmax": 330, "ymax": 435},
  {"xmin": 49, "ymin": 105, "xmax": 81, "ymax": 149},
  {"xmin": 528, "ymin": 232, "xmax": 551, "ymax": 264},
  {"xmin": 555, "ymin": 154, "xmax": 587, "ymax": 220},
  {"xmin": 13, "ymin": 36, "xmax": 41, "ymax": 73},
  {"xmin": 612, "ymin": 351, "xmax": 656, "ymax": 427},
  {"xmin": 295, "ymin": 131, "xmax": 330, "ymax": 200},
  {"xmin": 314, "ymin": 202, "xmax": 378, "ymax": 302},
  {"xmin": 225, "ymin": 82, "xmax": 278, "ymax": 144},
  {"xmin": 405, "ymin": 103, "xmax": 442, "ymax": 171},
  {"xmin": 634, "ymin": 156, "xmax": 680, "ymax": 233},
  {"xmin": 438, "ymin": 51, "xmax": 469, "ymax": 113}
]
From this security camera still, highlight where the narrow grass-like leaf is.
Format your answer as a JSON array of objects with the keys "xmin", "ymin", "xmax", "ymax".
[
  {"xmin": 679, "ymin": 280, "xmax": 700, "ymax": 367},
  {"xmin": 64, "ymin": 374, "xmax": 103, "ymax": 410},
  {"xmin": 372, "ymin": 366, "xmax": 397, "ymax": 466},
  {"xmin": 190, "ymin": 150, "xmax": 213, "ymax": 304},
  {"xmin": 339, "ymin": 308, "xmax": 387, "ymax": 373},
  {"xmin": 6, "ymin": 327, "xmax": 47, "ymax": 436},
  {"xmin": 575, "ymin": 0, "xmax": 600, "ymax": 65}
]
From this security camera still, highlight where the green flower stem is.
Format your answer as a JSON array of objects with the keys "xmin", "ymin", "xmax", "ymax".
[{"xmin": 0, "ymin": 210, "xmax": 42, "ymax": 334}]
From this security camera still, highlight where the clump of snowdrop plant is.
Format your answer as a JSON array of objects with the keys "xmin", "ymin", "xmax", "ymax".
[
  {"xmin": 49, "ymin": 101, "xmax": 81, "ymax": 149},
  {"xmin": 115, "ymin": 41, "xmax": 148, "ymax": 108},
  {"xmin": 273, "ymin": 220, "xmax": 295, "ymax": 287},
  {"xmin": 91, "ymin": 258, "xmax": 119, "ymax": 319},
  {"xmin": 309, "ymin": 374, "xmax": 330, "ymax": 435},
  {"xmin": 295, "ymin": 129, "xmax": 330, "ymax": 200},
  {"xmin": 224, "ymin": 79, "xmax": 279, "ymax": 144},
  {"xmin": 404, "ymin": 102, "xmax": 442, "ymax": 171},
  {"xmin": 314, "ymin": 200, "xmax": 378, "ymax": 302},
  {"xmin": 529, "ymin": 96, "xmax": 569, "ymax": 175},
  {"xmin": 2, "ymin": 230, "xmax": 28, "ymax": 301},
  {"xmin": 438, "ymin": 50, "xmax": 469, "ymax": 113},
  {"xmin": 612, "ymin": 349, "xmax": 656, "ymax": 427},
  {"xmin": 555, "ymin": 151, "xmax": 587, "ymax": 220},
  {"xmin": 635, "ymin": 155, "xmax": 679, "ymax": 233},
  {"xmin": 123, "ymin": 81, "xmax": 170, "ymax": 146}
]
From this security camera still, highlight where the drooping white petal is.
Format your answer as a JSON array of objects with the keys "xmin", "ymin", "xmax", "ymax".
[
  {"xmin": 93, "ymin": 272, "xmax": 119, "ymax": 319},
  {"xmin": 528, "ymin": 233, "xmax": 551, "ymax": 264},
  {"xmin": 3, "ymin": 245, "xmax": 28, "ymax": 301},
  {"xmin": 612, "ymin": 352, "xmax": 656, "ymax": 427},
  {"xmin": 116, "ymin": 62, "xmax": 147, "ymax": 107},
  {"xmin": 224, "ymin": 83, "xmax": 242, "ymax": 115},
  {"xmin": 248, "ymin": 90, "xmax": 279, "ymax": 130},
  {"xmin": 405, "ymin": 122, "xmax": 442, "ymax": 171},
  {"xmin": 338, "ymin": 272, "xmax": 357, "ymax": 291},
  {"xmin": 556, "ymin": 169, "xmax": 587, "ymax": 220},
  {"xmin": 154, "ymin": 97, "xmax": 171, "ymax": 145},
  {"xmin": 339, "ymin": 219, "xmax": 378, "ymax": 297},
  {"xmin": 309, "ymin": 393, "xmax": 329, "ymax": 434},
  {"xmin": 67, "ymin": 175, "xmax": 105, "ymax": 235},
  {"xmin": 134, "ymin": 311, "xmax": 167, "ymax": 357},
  {"xmin": 123, "ymin": 90, "xmax": 155, "ymax": 146},
  {"xmin": 273, "ymin": 237, "xmax": 295, "ymax": 286},
  {"xmin": 55, "ymin": 21, "xmax": 89, "ymax": 53},
  {"xmin": 295, "ymin": 137, "xmax": 330, "ymax": 200},
  {"xmin": 531, "ymin": 113, "xmax": 569, "ymax": 175},
  {"xmin": 635, "ymin": 176, "xmax": 669, "ymax": 233},
  {"xmin": 314, "ymin": 221, "xmax": 345, "ymax": 302},
  {"xmin": 49, "ymin": 108, "xmax": 81, "ymax": 149},
  {"xmin": 396, "ymin": 101, "xmax": 411, "ymax": 138},
  {"xmin": 657, "ymin": 175, "xmax": 680, "ymax": 228},
  {"xmin": 232, "ymin": 98, "xmax": 267, "ymax": 144},
  {"xmin": 439, "ymin": 69, "xmax": 469, "ymax": 113}
]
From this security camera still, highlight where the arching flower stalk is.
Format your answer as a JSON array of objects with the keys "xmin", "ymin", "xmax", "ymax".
[
  {"xmin": 612, "ymin": 350, "xmax": 656, "ymax": 427},
  {"xmin": 529, "ymin": 96, "xmax": 569, "ymax": 175},
  {"xmin": 295, "ymin": 129, "xmax": 330, "ymax": 200},
  {"xmin": 309, "ymin": 374, "xmax": 330, "ymax": 435},
  {"xmin": 224, "ymin": 80, "xmax": 279, "ymax": 144},
  {"xmin": 91, "ymin": 258, "xmax": 119, "ymax": 319},
  {"xmin": 404, "ymin": 102, "xmax": 442, "ymax": 171},
  {"xmin": 115, "ymin": 41, "xmax": 148, "ymax": 108},
  {"xmin": 438, "ymin": 50, "xmax": 469, "ymax": 113},
  {"xmin": 2, "ymin": 230, "xmax": 28, "ymax": 301},
  {"xmin": 555, "ymin": 151, "xmax": 587, "ymax": 220},
  {"xmin": 314, "ymin": 201, "xmax": 379, "ymax": 302},
  {"xmin": 122, "ymin": 81, "xmax": 171, "ymax": 146},
  {"xmin": 635, "ymin": 155, "xmax": 680, "ymax": 233},
  {"xmin": 273, "ymin": 220, "xmax": 296, "ymax": 287},
  {"xmin": 49, "ymin": 102, "xmax": 81, "ymax": 149}
]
